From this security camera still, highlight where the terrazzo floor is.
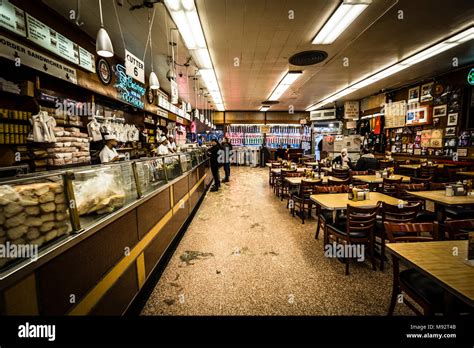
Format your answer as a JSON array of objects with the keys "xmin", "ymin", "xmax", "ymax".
[{"xmin": 141, "ymin": 166, "xmax": 413, "ymax": 316}]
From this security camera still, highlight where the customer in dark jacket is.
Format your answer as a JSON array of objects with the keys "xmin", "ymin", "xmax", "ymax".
[
  {"xmin": 208, "ymin": 138, "xmax": 222, "ymax": 192},
  {"xmin": 353, "ymin": 148, "xmax": 378, "ymax": 171},
  {"xmin": 275, "ymin": 144, "xmax": 286, "ymax": 160},
  {"xmin": 221, "ymin": 136, "xmax": 233, "ymax": 182}
]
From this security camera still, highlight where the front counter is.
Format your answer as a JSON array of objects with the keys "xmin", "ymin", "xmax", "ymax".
[{"xmin": 0, "ymin": 148, "xmax": 213, "ymax": 315}]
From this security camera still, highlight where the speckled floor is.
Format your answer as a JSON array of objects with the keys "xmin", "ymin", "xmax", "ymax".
[{"xmin": 141, "ymin": 166, "xmax": 413, "ymax": 316}]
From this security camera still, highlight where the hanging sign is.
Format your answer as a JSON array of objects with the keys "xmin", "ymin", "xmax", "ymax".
[
  {"xmin": 468, "ymin": 68, "xmax": 474, "ymax": 86},
  {"xmin": 344, "ymin": 101, "xmax": 359, "ymax": 119},
  {"xmin": 0, "ymin": 35, "xmax": 77, "ymax": 83},
  {"xmin": 125, "ymin": 49, "xmax": 144, "ymax": 83},
  {"xmin": 113, "ymin": 64, "xmax": 146, "ymax": 109},
  {"xmin": 78, "ymin": 47, "xmax": 95, "ymax": 73},
  {"xmin": 0, "ymin": 0, "xmax": 26, "ymax": 37},
  {"xmin": 170, "ymin": 79, "xmax": 178, "ymax": 104},
  {"xmin": 261, "ymin": 125, "xmax": 270, "ymax": 133}
]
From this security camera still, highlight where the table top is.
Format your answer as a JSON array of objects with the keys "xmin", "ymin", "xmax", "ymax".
[
  {"xmin": 285, "ymin": 176, "xmax": 345, "ymax": 185},
  {"xmin": 303, "ymin": 162, "xmax": 319, "ymax": 166},
  {"xmin": 408, "ymin": 190, "xmax": 474, "ymax": 205},
  {"xmin": 270, "ymin": 167, "xmax": 306, "ymax": 174},
  {"xmin": 353, "ymin": 174, "xmax": 411, "ymax": 184},
  {"xmin": 399, "ymin": 164, "xmax": 451, "ymax": 169},
  {"xmin": 310, "ymin": 192, "xmax": 404, "ymax": 210},
  {"xmin": 386, "ymin": 241, "xmax": 474, "ymax": 306},
  {"xmin": 456, "ymin": 171, "xmax": 474, "ymax": 177}
]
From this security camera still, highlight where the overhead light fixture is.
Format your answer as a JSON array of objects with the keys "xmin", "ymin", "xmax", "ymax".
[
  {"xmin": 268, "ymin": 71, "xmax": 303, "ymax": 101},
  {"xmin": 96, "ymin": 0, "xmax": 114, "ymax": 57},
  {"xmin": 312, "ymin": 0, "xmax": 371, "ymax": 45},
  {"xmin": 260, "ymin": 106, "xmax": 270, "ymax": 112},
  {"xmin": 147, "ymin": 9, "xmax": 160, "ymax": 89},
  {"xmin": 165, "ymin": 0, "xmax": 225, "ymax": 111},
  {"xmin": 306, "ymin": 26, "xmax": 474, "ymax": 111}
]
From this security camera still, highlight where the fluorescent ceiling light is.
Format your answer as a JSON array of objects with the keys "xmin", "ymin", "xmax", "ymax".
[
  {"xmin": 215, "ymin": 103, "xmax": 225, "ymax": 111},
  {"xmin": 312, "ymin": 0, "xmax": 371, "ymax": 45},
  {"xmin": 165, "ymin": 0, "xmax": 225, "ymax": 111},
  {"xmin": 306, "ymin": 26, "xmax": 474, "ymax": 111},
  {"xmin": 268, "ymin": 71, "xmax": 303, "ymax": 101},
  {"xmin": 260, "ymin": 106, "xmax": 270, "ymax": 112}
]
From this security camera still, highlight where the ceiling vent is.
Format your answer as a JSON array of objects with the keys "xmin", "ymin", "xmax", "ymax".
[
  {"xmin": 289, "ymin": 50, "xmax": 328, "ymax": 66},
  {"xmin": 262, "ymin": 100, "xmax": 280, "ymax": 105}
]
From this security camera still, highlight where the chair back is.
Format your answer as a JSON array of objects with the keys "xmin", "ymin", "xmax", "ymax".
[
  {"xmin": 332, "ymin": 168, "xmax": 350, "ymax": 180},
  {"xmin": 350, "ymin": 171, "xmax": 369, "ymax": 185},
  {"xmin": 328, "ymin": 177, "xmax": 350, "ymax": 186},
  {"xmin": 299, "ymin": 179, "xmax": 322, "ymax": 198},
  {"xmin": 446, "ymin": 167, "xmax": 468, "ymax": 182},
  {"xmin": 419, "ymin": 165, "xmax": 437, "ymax": 178},
  {"xmin": 444, "ymin": 219, "xmax": 474, "ymax": 240},
  {"xmin": 396, "ymin": 183, "xmax": 426, "ymax": 205},
  {"xmin": 271, "ymin": 162, "xmax": 282, "ymax": 169},
  {"xmin": 284, "ymin": 171, "xmax": 302, "ymax": 178},
  {"xmin": 428, "ymin": 182, "xmax": 447, "ymax": 190},
  {"xmin": 315, "ymin": 185, "xmax": 346, "ymax": 194},
  {"xmin": 381, "ymin": 202, "xmax": 421, "ymax": 223},
  {"xmin": 410, "ymin": 176, "xmax": 432, "ymax": 186},
  {"xmin": 346, "ymin": 203, "xmax": 380, "ymax": 236},
  {"xmin": 382, "ymin": 177, "xmax": 403, "ymax": 196},
  {"xmin": 379, "ymin": 160, "xmax": 394, "ymax": 170},
  {"xmin": 383, "ymin": 222, "xmax": 438, "ymax": 243}
]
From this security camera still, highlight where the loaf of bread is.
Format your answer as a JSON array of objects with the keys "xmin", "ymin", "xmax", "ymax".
[
  {"xmin": 44, "ymin": 229, "xmax": 57, "ymax": 242},
  {"xmin": 4, "ymin": 202, "xmax": 23, "ymax": 217},
  {"xmin": 39, "ymin": 221, "xmax": 55, "ymax": 233},
  {"xmin": 40, "ymin": 213, "xmax": 55, "ymax": 222},
  {"xmin": 25, "ymin": 216, "xmax": 42, "ymax": 227},
  {"xmin": 30, "ymin": 236, "xmax": 45, "ymax": 247},
  {"xmin": 40, "ymin": 202, "xmax": 56, "ymax": 213},
  {"xmin": 26, "ymin": 227, "xmax": 40, "ymax": 240},
  {"xmin": 39, "ymin": 191, "xmax": 55, "ymax": 204},
  {"xmin": 54, "ymin": 194, "xmax": 65, "ymax": 204},
  {"xmin": 5, "ymin": 212, "xmax": 27, "ymax": 228},
  {"xmin": 25, "ymin": 206, "xmax": 40, "ymax": 215},
  {"xmin": 7, "ymin": 225, "xmax": 27, "ymax": 239}
]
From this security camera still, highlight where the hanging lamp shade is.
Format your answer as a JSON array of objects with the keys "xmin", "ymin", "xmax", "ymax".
[
  {"xmin": 186, "ymin": 102, "xmax": 192, "ymax": 112},
  {"xmin": 149, "ymin": 71, "xmax": 160, "ymax": 89},
  {"xmin": 96, "ymin": 27, "xmax": 114, "ymax": 58}
]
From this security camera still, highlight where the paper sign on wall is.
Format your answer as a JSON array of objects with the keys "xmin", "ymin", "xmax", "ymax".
[
  {"xmin": 170, "ymin": 79, "xmax": 178, "ymax": 104},
  {"xmin": 0, "ymin": 35, "xmax": 77, "ymax": 84},
  {"xmin": 125, "ymin": 49, "xmax": 144, "ymax": 83},
  {"xmin": 344, "ymin": 101, "xmax": 359, "ymax": 119}
]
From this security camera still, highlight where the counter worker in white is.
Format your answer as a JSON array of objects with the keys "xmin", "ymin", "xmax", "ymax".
[
  {"xmin": 167, "ymin": 135, "xmax": 177, "ymax": 153},
  {"xmin": 99, "ymin": 135, "xmax": 120, "ymax": 163},
  {"xmin": 157, "ymin": 136, "xmax": 170, "ymax": 155}
]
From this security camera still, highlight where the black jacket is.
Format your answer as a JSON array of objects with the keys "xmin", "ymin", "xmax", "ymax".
[
  {"xmin": 221, "ymin": 142, "xmax": 233, "ymax": 163},
  {"xmin": 208, "ymin": 143, "xmax": 222, "ymax": 167},
  {"xmin": 354, "ymin": 156, "xmax": 378, "ymax": 171}
]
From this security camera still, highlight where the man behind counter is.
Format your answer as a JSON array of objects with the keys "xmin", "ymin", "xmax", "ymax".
[{"xmin": 99, "ymin": 135, "xmax": 120, "ymax": 163}]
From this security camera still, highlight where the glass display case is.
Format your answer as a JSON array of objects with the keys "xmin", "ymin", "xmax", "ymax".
[
  {"xmin": 163, "ymin": 154, "xmax": 182, "ymax": 180},
  {"xmin": 71, "ymin": 164, "xmax": 137, "ymax": 230},
  {"xmin": 179, "ymin": 153, "xmax": 193, "ymax": 172},
  {"xmin": 134, "ymin": 157, "xmax": 167, "ymax": 196},
  {"xmin": 0, "ymin": 173, "xmax": 72, "ymax": 270}
]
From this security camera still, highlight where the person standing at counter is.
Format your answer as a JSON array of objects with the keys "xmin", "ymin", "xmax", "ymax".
[
  {"xmin": 208, "ymin": 138, "xmax": 222, "ymax": 192},
  {"xmin": 157, "ymin": 136, "xmax": 170, "ymax": 155},
  {"xmin": 99, "ymin": 135, "xmax": 120, "ymax": 163},
  {"xmin": 197, "ymin": 135, "xmax": 204, "ymax": 146},
  {"xmin": 221, "ymin": 136, "xmax": 233, "ymax": 182},
  {"xmin": 168, "ymin": 135, "xmax": 177, "ymax": 153}
]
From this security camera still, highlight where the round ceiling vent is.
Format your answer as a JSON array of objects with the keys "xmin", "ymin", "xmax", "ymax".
[
  {"xmin": 262, "ymin": 100, "xmax": 280, "ymax": 105},
  {"xmin": 289, "ymin": 50, "xmax": 328, "ymax": 66}
]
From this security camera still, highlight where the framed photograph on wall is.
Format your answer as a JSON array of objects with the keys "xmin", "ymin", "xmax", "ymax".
[
  {"xmin": 406, "ymin": 106, "xmax": 428, "ymax": 125},
  {"xmin": 408, "ymin": 86, "xmax": 420, "ymax": 103},
  {"xmin": 447, "ymin": 113, "xmax": 458, "ymax": 126},
  {"xmin": 433, "ymin": 104, "xmax": 447, "ymax": 117},
  {"xmin": 445, "ymin": 127, "xmax": 457, "ymax": 137},
  {"xmin": 433, "ymin": 117, "xmax": 441, "ymax": 127},
  {"xmin": 420, "ymin": 82, "xmax": 434, "ymax": 102}
]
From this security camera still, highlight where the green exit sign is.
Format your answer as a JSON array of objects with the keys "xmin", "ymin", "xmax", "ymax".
[{"xmin": 468, "ymin": 68, "xmax": 474, "ymax": 86}]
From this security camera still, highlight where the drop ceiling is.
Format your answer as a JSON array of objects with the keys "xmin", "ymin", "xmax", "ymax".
[{"xmin": 42, "ymin": 0, "xmax": 474, "ymax": 112}]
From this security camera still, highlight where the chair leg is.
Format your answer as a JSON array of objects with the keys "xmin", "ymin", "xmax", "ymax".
[
  {"xmin": 380, "ymin": 234, "xmax": 386, "ymax": 271},
  {"xmin": 370, "ymin": 237, "xmax": 376, "ymax": 271},
  {"xmin": 388, "ymin": 285, "xmax": 399, "ymax": 316},
  {"xmin": 315, "ymin": 218, "xmax": 321, "ymax": 239}
]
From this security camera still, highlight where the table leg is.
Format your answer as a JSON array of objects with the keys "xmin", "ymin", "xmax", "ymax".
[
  {"xmin": 332, "ymin": 210, "xmax": 337, "ymax": 223},
  {"xmin": 435, "ymin": 203, "xmax": 446, "ymax": 240}
]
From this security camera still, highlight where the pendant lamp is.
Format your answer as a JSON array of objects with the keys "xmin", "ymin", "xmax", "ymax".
[
  {"xmin": 148, "ymin": 9, "xmax": 160, "ymax": 89},
  {"xmin": 96, "ymin": 0, "xmax": 114, "ymax": 57}
]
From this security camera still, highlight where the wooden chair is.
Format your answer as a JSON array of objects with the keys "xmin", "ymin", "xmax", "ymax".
[
  {"xmin": 325, "ymin": 203, "xmax": 380, "ymax": 275},
  {"xmin": 444, "ymin": 219, "xmax": 474, "ymax": 240},
  {"xmin": 328, "ymin": 177, "xmax": 350, "ymax": 186},
  {"xmin": 384, "ymin": 222, "xmax": 443, "ymax": 316},
  {"xmin": 410, "ymin": 176, "xmax": 432, "ymax": 186},
  {"xmin": 419, "ymin": 165, "xmax": 437, "ymax": 178},
  {"xmin": 273, "ymin": 168, "xmax": 295, "ymax": 195},
  {"xmin": 379, "ymin": 160, "xmax": 395, "ymax": 170},
  {"xmin": 382, "ymin": 177, "xmax": 403, "ymax": 196},
  {"xmin": 332, "ymin": 168, "xmax": 350, "ymax": 180},
  {"xmin": 290, "ymin": 179, "xmax": 322, "ymax": 224},
  {"xmin": 428, "ymin": 182, "xmax": 447, "ymax": 190},
  {"xmin": 447, "ymin": 167, "xmax": 468, "ymax": 182},
  {"xmin": 350, "ymin": 170, "xmax": 369, "ymax": 186},
  {"xmin": 376, "ymin": 202, "xmax": 421, "ymax": 271},
  {"xmin": 269, "ymin": 162, "xmax": 282, "ymax": 187},
  {"xmin": 314, "ymin": 185, "xmax": 347, "ymax": 240},
  {"xmin": 396, "ymin": 183, "xmax": 438, "ymax": 222},
  {"xmin": 278, "ymin": 171, "xmax": 302, "ymax": 201}
]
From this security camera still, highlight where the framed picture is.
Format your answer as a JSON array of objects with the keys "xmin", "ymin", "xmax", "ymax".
[
  {"xmin": 408, "ymin": 86, "xmax": 420, "ymax": 103},
  {"xmin": 433, "ymin": 117, "xmax": 441, "ymax": 127},
  {"xmin": 433, "ymin": 104, "xmax": 447, "ymax": 117},
  {"xmin": 447, "ymin": 113, "xmax": 458, "ymax": 126},
  {"xmin": 420, "ymin": 82, "xmax": 434, "ymax": 102},
  {"xmin": 457, "ymin": 148, "xmax": 468, "ymax": 157},
  {"xmin": 406, "ymin": 106, "xmax": 428, "ymax": 125},
  {"xmin": 445, "ymin": 127, "xmax": 457, "ymax": 137}
]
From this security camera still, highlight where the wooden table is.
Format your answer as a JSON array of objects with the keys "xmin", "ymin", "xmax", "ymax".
[
  {"xmin": 386, "ymin": 240, "xmax": 474, "ymax": 308},
  {"xmin": 353, "ymin": 174, "xmax": 411, "ymax": 184},
  {"xmin": 408, "ymin": 190, "xmax": 474, "ymax": 230},
  {"xmin": 271, "ymin": 167, "xmax": 306, "ymax": 174},
  {"xmin": 310, "ymin": 192, "xmax": 404, "ymax": 222},
  {"xmin": 399, "ymin": 164, "xmax": 450, "ymax": 170},
  {"xmin": 456, "ymin": 171, "xmax": 474, "ymax": 177},
  {"xmin": 285, "ymin": 176, "xmax": 345, "ymax": 186},
  {"xmin": 303, "ymin": 162, "xmax": 319, "ymax": 167}
]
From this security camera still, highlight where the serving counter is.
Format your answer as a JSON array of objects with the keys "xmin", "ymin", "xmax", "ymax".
[{"xmin": 0, "ymin": 148, "xmax": 212, "ymax": 315}]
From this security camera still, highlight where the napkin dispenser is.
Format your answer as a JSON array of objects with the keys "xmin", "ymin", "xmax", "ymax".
[{"xmin": 452, "ymin": 184, "xmax": 466, "ymax": 196}]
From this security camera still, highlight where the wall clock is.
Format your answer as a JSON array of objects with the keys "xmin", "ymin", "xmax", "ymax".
[
  {"xmin": 96, "ymin": 58, "xmax": 112, "ymax": 85},
  {"xmin": 146, "ymin": 87, "xmax": 155, "ymax": 104}
]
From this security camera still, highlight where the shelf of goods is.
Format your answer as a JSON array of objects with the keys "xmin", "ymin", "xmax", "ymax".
[
  {"xmin": 226, "ymin": 124, "xmax": 263, "ymax": 146},
  {"xmin": 0, "ymin": 148, "xmax": 212, "ymax": 315}
]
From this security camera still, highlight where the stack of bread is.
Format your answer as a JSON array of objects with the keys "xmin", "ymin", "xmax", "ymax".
[
  {"xmin": 46, "ymin": 127, "xmax": 91, "ymax": 167},
  {"xmin": 0, "ymin": 181, "xmax": 70, "ymax": 267}
]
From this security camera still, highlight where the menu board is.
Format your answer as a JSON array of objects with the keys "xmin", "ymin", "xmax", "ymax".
[
  {"xmin": 0, "ymin": 0, "xmax": 26, "ymax": 37},
  {"xmin": 344, "ymin": 101, "xmax": 359, "ymax": 119},
  {"xmin": 78, "ymin": 47, "xmax": 95, "ymax": 73}
]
